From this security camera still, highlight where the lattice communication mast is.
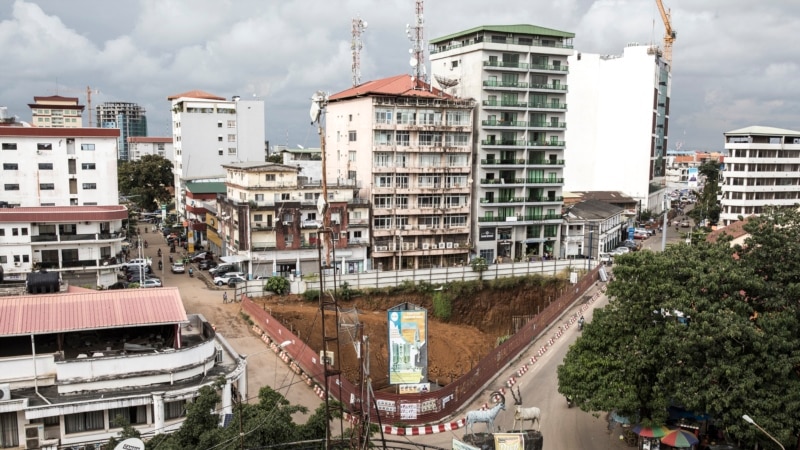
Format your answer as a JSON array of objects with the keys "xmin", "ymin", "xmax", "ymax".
[
  {"xmin": 351, "ymin": 17, "xmax": 368, "ymax": 87},
  {"xmin": 405, "ymin": 0, "xmax": 427, "ymax": 85}
]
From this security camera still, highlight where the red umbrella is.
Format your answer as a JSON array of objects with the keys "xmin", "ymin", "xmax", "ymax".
[
  {"xmin": 661, "ymin": 429, "xmax": 699, "ymax": 448},
  {"xmin": 632, "ymin": 425, "xmax": 672, "ymax": 438}
]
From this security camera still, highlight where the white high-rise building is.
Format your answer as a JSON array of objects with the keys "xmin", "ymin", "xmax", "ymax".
[
  {"xmin": 430, "ymin": 24, "xmax": 573, "ymax": 262},
  {"xmin": 167, "ymin": 90, "xmax": 266, "ymax": 219},
  {"xmin": 721, "ymin": 126, "xmax": 800, "ymax": 225},
  {"xmin": 564, "ymin": 44, "xmax": 672, "ymax": 213}
]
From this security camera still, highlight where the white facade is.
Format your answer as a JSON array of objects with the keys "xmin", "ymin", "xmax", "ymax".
[
  {"xmin": 28, "ymin": 95, "xmax": 85, "ymax": 128},
  {"xmin": 721, "ymin": 126, "xmax": 800, "ymax": 225},
  {"xmin": 564, "ymin": 44, "xmax": 671, "ymax": 213},
  {"xmin": 325, "ymin": 78, "xmax": 476, "ymax": 270},
  {"xmin": 0, "ymin": 290, "xmax": 246, "ymax": 449},
  {"xmin": 168, "ymin": 91, "xmax": 266, "ymax": 219},
  {"xmin": 430, "ymin": 24, "xmax": 572, "ymax": 262},
  {"xmin": 128, "ymin": 137, "xmax": 174, "ymax": 162},
  {"xmin": 0, "ymin": 127, "xmax": 120, "ymax": 207}
]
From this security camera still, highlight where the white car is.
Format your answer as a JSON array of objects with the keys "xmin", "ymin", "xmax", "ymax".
[
  {"xmin": 122, "ymin": 258, "xmax": 151, "ymax": 269},
  {"xmin": 613, "ymin": 247, "xmax": 630, "ymax": 255},
  {"xmin": 213, "ymin": 272, "xmax": 245, "ymax": 286},
  {"xmin": 140, "ymin": 278, "xmax": 163, "ymax": 288}
]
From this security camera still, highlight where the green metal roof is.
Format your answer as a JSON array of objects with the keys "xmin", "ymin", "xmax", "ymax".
[
  {"xmin": 430, "ymin": 24, "xmax": 575, "ymax": 44},
  {"xmin": 185, "ymin": 181, "xmax": 226, "ymax": 194}
]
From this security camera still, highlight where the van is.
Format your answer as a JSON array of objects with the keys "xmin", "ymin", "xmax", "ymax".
[{"xmin": 210, "ymin": 264, "xmax": 239, "ymax": 276}]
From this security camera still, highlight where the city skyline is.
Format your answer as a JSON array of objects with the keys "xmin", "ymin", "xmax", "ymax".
[{"xmin": 1, "ymin": 0, "xmax": 798, "ymax": 151}]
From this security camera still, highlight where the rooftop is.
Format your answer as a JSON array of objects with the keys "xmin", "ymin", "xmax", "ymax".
[
  {"xmin": 565, "ymin": 199, "xmax": 625, "ymax": 221},
  {"xmin": 167, "ymin": 90, "xmax": 226, "ymax": 101},
  {"xmin": 0, "ymin": 205, "xmax": 128, "ymax": 223},
  {"xmin": 430, "ymin": 24, "xmax": 575, "ymax": 45},
  {"xmin": 128, "ymin": 136, "xmax": 172, "ymax": 143},
  {"xmin": 0, "ymin": 127, "xmax": 119, "ymax": 137},
  {"xmin": 329, "ymin": 74, "xmax": 450, "ymax": 101},
  {"xmin": 725, "ymin": 125, "xmax": 800, "ymax": 136},
  {"xmin": 185, "ymin": 181, "xmax": 227, "ymax": 194},
  {"xmin": 222, "ymin": 162, "xmax": 299, "ymax": 173}
]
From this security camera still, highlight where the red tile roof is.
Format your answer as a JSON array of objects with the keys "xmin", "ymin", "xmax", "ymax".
[
  {"xmin": 0, "ymin": 287, "xmax": 187, "ymax": 336},
  {"xmin": 706, "ymin": 217, "xmax": 753, "ymax": 244},
  {"xmin": 0, "ymin": 127, "xmax": 119, "ymax": 137},
  {"xmin": 32, "ymin": 95, "xmax": 80, "ymax": 103},
  {"xmin": 128, "ymin": 136, "xmax": 172, "ymax": 143},
  {"xmin": 167, "ymin": 90, "xmax": 226, "ymax": 101},
  {"xmin": 0, "ymin": 205, "xmax": 128, "ymax": 223},
  {"xmin": 329, "ymin": 74, "xmax": 448, "ymax": 101}
]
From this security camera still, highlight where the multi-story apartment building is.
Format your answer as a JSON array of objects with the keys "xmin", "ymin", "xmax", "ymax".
[
  {"xmin": 167, "ymin": 90, "xmax": 266, "ymax": 220},
  {"xmin": 0, "ymin": 124, "xmax": 126, "ymax": 286},
  {"xmin": 96, "ymin": 102, "xmax": 148, "ymax": 160},
  {"xmin": 28, "ymin": 95, "xmax": 85, "ymax": 128},
  {"xmin": 0, "ymin": 287, "xmax": 245, "ymax": 449},
  {"xmin": 216, "ymin": 162, "xmax": 369, "ymax": 276},
  {"xmin": 325, "ymin": 75, "xmax": 476, "ymax": 270},
  {"xmin": 128, "ymin": 137, "xmax": 174, "ymax": 161},
  {"xmin": 184, "ymin": 181, "xmax": 227, "ymax": 253},
  {"xmin": 720, "ymin": 126, "xmax": 800, "ymax": 225},
  {"xmin": 430, "ymin": 25, "xmax": 572, "ymax": 262},
  {"xmin": 561, "ymin": 199, "xmax": 626, "ymax": 259},
  {"xmin": 564, "ymin": 43, "xmax": 671, "ymax": 213}
]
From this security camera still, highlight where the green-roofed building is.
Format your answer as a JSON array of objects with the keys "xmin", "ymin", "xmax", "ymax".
[
  {"xmin": 184, "ymin": 181, "xmax": 227, "ymax": 253},
  {"xmin": 430, "ymin": 24, "xmax": 574, "ymax": 263}
]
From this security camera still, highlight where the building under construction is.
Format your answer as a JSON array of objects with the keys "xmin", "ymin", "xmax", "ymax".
[{"xmin": 96, "ymin": 101, "xmax": 148, "ymax": 161}]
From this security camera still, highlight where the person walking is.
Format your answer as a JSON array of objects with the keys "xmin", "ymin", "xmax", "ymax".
[{"xmin": 223, "ymin": 292, "xmax": 228, "ymax": 304}]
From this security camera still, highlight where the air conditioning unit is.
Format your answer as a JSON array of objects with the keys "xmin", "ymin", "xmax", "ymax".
[
  {"xmin": 438, "ymin": 242, "xmax": 446, "ymax": 249},
  {"xmin": 376, "ymin": 246, "xmax": 388, "ymax": 251},
  {"xmin": 446, "ymin": 242, "xmax": 453, "ymax": 249},
  {"xmin": 319, "ymin": 350, "xmax": 335, "ymax": 366},
  {"xmin": 422, "ymin": 243, "xmax": 430, "ymax": 250},
  {"xmin": 25, "ymin": 424, "xmax": 43, "ymax": 450},
  {"xmin": 453, "ymin": 243, "xmax": 460, "ymax": 248},
  {"xmin": 0, "ymin": 383, "xmax": 10, "ymax": 401}
]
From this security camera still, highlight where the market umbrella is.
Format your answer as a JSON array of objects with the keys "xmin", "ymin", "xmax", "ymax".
[
  {"xmin": 632, "ymin": 425, "xmax": 672, "ymax": 438},
  {"xmin": 661, "ymin": 429, "xmax": 699, "ymax": 448}
]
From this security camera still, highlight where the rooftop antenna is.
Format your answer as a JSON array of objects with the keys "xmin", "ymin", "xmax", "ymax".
[
  {"xmin": 405, "ymin": 0, "xmax": 427, "ymax": 86},
  {"xmin": 351, "ymin": 16, "xmax": 368, "ymax": 86}
]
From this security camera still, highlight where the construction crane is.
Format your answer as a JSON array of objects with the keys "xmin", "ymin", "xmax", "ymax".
[{"xmin": 655, "ymin": 0, "xmax": 677, "ymax": 66}]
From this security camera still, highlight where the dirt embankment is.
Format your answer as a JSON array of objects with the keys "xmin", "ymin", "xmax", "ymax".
[{"xmin": 251, "ymin": 277, "xmax": 567, "ymax": 390}]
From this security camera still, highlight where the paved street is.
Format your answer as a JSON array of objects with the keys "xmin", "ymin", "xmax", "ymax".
[{"xmin": 133, "ymin": 231, "xmax": 323, "ymax": 420}]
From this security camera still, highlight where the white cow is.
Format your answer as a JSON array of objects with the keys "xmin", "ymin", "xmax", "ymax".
[{"xmin": 511, "ymin": 386, "xmax": 541, "ymax": 430}]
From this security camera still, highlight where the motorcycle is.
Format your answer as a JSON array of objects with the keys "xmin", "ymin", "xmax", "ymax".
[
  {"xmin": 144, "ymin": 240, "xmax": 149, "ymax": 248},
  {"xmin": 189, "ymin": 268, "xmax": 194, "ymax": 278},
  {"xmin": 157, "ymin": 249, "xmax": 162, "ymax": 257},
  {"xmin": 578, "ymin": 316, "xmax": 585, "ymax": 331},
  {"xmin": 566, "ymin": 396, "xmax": 573, "ymax": 408}
]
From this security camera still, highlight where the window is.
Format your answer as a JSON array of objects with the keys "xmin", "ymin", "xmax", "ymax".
[
  {"xmin": 348, "ymin": 151, "xmax": 357, "ymax": 162},
  {"xmin": 12, "ymin": 228, "xmax": 18, "ymax": 236},
  {"xmin": 254, "ymin": 214, "xmax": 263, "ymax": 222},
  {"xmin": 164, "ymin": 400, "xmax": 186, "ymax": 420},
  {"xmin": 2, "ymin": 143, "xmax": 17, "ymax": 150},
  {"xmin": 265, "ymin": 174, "xmax": 276, "ymax": 181},
  {"xmin": 396, "ymin": 131, "xmax": 410, "ymax": 146},
  {"xmin": 21, "ymin": 228, "xmax": 28, "ymax": 236},
  {"xmin": 65, "ymin": 411, "xmax": 104, "ymax": 434},
  {"xmin": 255, "ymin": 194, "xmax": 264, "ymax": 201},
  {"xmin": 374, "ymin": 153, "xmax": 391, "ymax": 167},
  {"xmin": 3, "ymin": 163, "xmax": 18, "ymax": 170},
  {"xmin": 375, "ymin": 175, "xmax": 392, "ymax": 188},
  {"xmin": 375, "ymin": 109, "xmax": 393, "ymax": 124},
  {"xmin": 218, "ymin": 135, "xmax": 223, "ymax": 142},
  {"xmin": 81, "ymin": 163, "xmax": 96, "ymax": 170},
  {"xmin": 281, "ymin": 193, "xmax": 290, "ymax": 200},
  {"xmin": 4, "ymin": 184, "xmax": 20, "ymax": 190},
  {"xmin": 348, "ymin": 131, "xmax": 357, "ymax": 142},
  {"xmin": 109, "ymin": 406, "xmax": 147, "ymax": 426},
  {"xmin": 218, "ymin": 149, "xmax": 223, "ymax": 155},
  {"xmin": 419, "ymin": 131, "xmax": 442, "ymax": 146},
  {"xmin": 39, "ymin": 183, "xmax": 55, "ymax": 190},
  {"xmin": 0, "ymin": 256, "xmax": 6, "ymax": 264},
  {"xmin": 374, "ymin": 130, "xmax": 393, "ymax": 145},
  {"xmin": 374, "ymin": 195, "xmax": 392, "ymax": 208},
  {"xmin": 446, "ymin": 111, "xmax": 469, "ymax": 126},
  {"xmin": 38, "ymin": 163, "xmax": 54, "ymax": 170},
  {"xmin": 37, "ymin": 143, "xmax": 53, "ymax": 150},
  {"xmin": 227, "ymin": 120, "xmax": 236, "ymax": 128},
  {"xmin": 0, "ymin": 229, "xmax": 4, "ymax": 236},
  {"xmin": 348, "ymin": 114, "xmax": 353, "ymax": 122},
  {"xmin": 228, "ymin": 134, "xmax": 236, "ymax": 142},
  {"xmin": 218, "ymin": 121, "xmax": 223, "ymax": 128},
  {"xmin": 80, "ymin": 143, "xmax": 95, "ymax": 150},
  {"xmin": 228, "ymin": 147, "xmax": 236, "ymax": 155},
  {"xmin": 82, "ymin": 183, "xmax": 97, "ymax": 189},
  {"xmin": 374, "ymin": 216, "xmax": 392, "ymax": 229}
]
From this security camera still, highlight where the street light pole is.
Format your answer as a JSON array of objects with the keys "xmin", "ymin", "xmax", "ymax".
[{"xmin": 742, "ymin": 414, "xmax": 785, "ymax": 450}]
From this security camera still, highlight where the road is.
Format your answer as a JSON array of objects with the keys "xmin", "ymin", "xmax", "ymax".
[
  {"xmin": 134, "ymin": 232, "xmax": 323, "ymax": 419},
  {"xmin": 399, "ymin": 285, "xmax": 634, "ymax": 450}
]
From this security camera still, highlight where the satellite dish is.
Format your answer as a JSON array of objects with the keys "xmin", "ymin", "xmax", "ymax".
[
  {"xmin": 310, "ymin": 91, "xmax": 327, "ymax": 124},
  {"xmin": 409, "ymin": 57, "xmax": 418, "ymax": 67},
  {"xmin": 114, "ymin": 438, "xmax": 145, "ymax": 450}
]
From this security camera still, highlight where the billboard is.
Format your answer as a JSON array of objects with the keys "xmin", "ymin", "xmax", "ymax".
[
  {"xmin": 687, "ymin": 167, "xmax": 699, "ymax": 188},
  {"xmin": 388, "ymin": 308, "xmax": 428, "ymax": 385}
]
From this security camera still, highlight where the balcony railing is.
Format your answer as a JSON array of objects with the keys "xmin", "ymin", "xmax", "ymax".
[
  {"xmin": 479, "ymin": 196, "xmax": 563, "ymax": 204},
  {"xmin": 483, "ymin": 61, "xmax": 530, "ymax": 70},
  {"xmin": 482, "ymin": 100, "xmax": 567, "ymax": 110},
  {"xmin": 479, "ymin": 178, "xmax": 564, "ymax": 185},
  {"xmin": 430, "ymin": 36, "xmax": 574, "ymax": 55},
  {"xmin": 477, "ymin": 213, "xmax": 562, "ymax": 223},
  {"xmin": 481, "ymin": 140, "xmax": 566, "ymax": 147},
  {"xmin": 483, "ymin": 80, "xmax": 529, "ymax": 88},
  {"xmin": 30, "ymin": 232, "xmax": 123, "ymax": 243},
  {"xmin": 529, "ymin": 83, "xmax": 568, "ymax": 91},
  {"xmin": 481, "ymin": 120, "xmax": 566, "ymax": 128}
]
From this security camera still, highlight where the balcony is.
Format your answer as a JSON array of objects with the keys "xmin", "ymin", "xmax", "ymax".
[
  {"xmin": 481, "ymin": 158, "xmax": 527, "ymax": 167},
  {"xmin": 483, "ymin": 60, "xmax": 530, "ymax": 71},
  {"xmin": 529, "ymin": 83, "xmax": 568, "ymax": 92},
  {"xmin": 482, "ymin": 80, "xmax": 529, "ymax": 90},
  {"xmin": 480, "ymin": 140, "xmax": 566, "ymax": 148},
  {"xmin": 481, "ymin": 100, "xmax": 568, "ymax": 111},
  {"xmin": 30, "ymin": 232, "xmax": 124, "ymax": 243},
  {"xmin": 479, "ymin": 177, "xmax": 564, "ymax": 186},
  {"xmin": 479, "ymin": 196, "xmax": 563, "ymax": 205},
  {"xmin": 477, "ymin": 213, "xmax": 562, "ymax": 223}
]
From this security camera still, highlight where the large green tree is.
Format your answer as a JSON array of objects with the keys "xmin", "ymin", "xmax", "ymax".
[
  {"xmin": 688, "ymin": 160, "xmax": 722, "ymax": 226},
  {"xmin": 558, "ymin": 206, "xmax": 800, "ymax": 448},
  {"xmin": 118, "ymin": 155, "xmax": 174, "ymax": 211}
]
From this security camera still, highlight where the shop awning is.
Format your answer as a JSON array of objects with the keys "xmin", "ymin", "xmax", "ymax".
[{"xmin": 221, "ymin": 255, "xmax": 250, "ymax": 264}]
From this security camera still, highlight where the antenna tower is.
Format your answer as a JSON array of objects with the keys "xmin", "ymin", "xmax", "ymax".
[
  {"xmin": 405, "ymin": 0, "xmax": 427, "ymax": 85},
  {"xmin": 351, "ymin": 17, "xmax": 368, "ymax": 86}
]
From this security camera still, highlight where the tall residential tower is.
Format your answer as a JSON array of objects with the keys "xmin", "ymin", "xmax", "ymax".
[{"xmin": 96, "ymin": 101, "xmax": 148, "ymax": 161}]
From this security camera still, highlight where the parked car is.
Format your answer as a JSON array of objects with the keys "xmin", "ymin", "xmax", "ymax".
[
  {"xmin": 210, "ymin": 264, "xmax": 238, "ymax": 276},
  {"xmin": 621, "ymin": 240, "xmax": 639, "ymax": 251},
  {"xmin": 227, "ymin": 276, "xmax": 247, "ymax": 287},
  {"xmin": 213, "ymin": 272, "xmax": 245, "ymax": 286},
  {"xmin": 190, "ymin": 252, "xmax": 213, "ymax": 263},
  {"xmin": 128, "ymin": 274, "xmax": 160, "ymax": 284},
  {"xmin": 634, "ymin": 231, "xmax": 649, "ymax": 240},
  {"xmin": 198, "ymin": 260, "xmax": 218, "ymax": 270},
  {"xmin": 599, "ymin": 253, "xmax": 613, "ymax": 265},
  {"xmin": 171, "ymin": 262, "xmax": 186, "ymax": 274},
  {"xmin": 613, "ymin": 246, "xmax": 630, "ymax": 255},
  {"xmin": 680, "ymin": 219, "xmax": 691, "ymax": 228},
  {"xmin": 140, "ymin": 278, "xmax": 163, "ymax": 288},
  {"xmin": 122, "ymin": 258, "xmax": 150, "ymax": 269}
]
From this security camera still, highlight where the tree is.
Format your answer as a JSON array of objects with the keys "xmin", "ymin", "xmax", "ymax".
[
  {"xmin": 558, "ymin": 206, "xmax": 800, "ymax": 448},
  {"xmin": 266, "ymin": 152, "xmax": 283, "ymax": 164},
  {"xmin": 688, "ymin": 160, "xmax": 722, "ymax": 226},
  {"xmin": 118, "ymin": 155, "xmax": 174, "ymax": 211}
]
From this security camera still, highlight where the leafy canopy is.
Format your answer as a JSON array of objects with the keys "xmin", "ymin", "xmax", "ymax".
[
  {"xmin": 558, "ymin": 206, "xmax": 800, "ymax": 449},
  {"xmin": 118, "ymin": 155, "xmax": 174, "ymax": 211}
]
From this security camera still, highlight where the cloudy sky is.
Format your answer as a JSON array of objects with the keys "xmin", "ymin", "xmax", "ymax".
[{"xmin": 1, "ymin": 0, "xmax": 798, "ymax": 151}]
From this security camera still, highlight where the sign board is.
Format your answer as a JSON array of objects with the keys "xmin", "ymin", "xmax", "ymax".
[
  {"xmin": 687, "ymin": 167, "xmax": 699, "ymax": 188},
  {"xmin": 627, "ymin": 226, "xmax": 635, "ymax": 241},
  {"xmin": 376, "ymin": 399, "xmax": 396, "ymax": 413},
  {"xmin": 493, "ymin": 433, "xmax": 525, "ymax": 450},
  {"xmin": 115, "ymin": 438, "xmax": 145, "ymax": 450},
  {"xmin": 399, "ymin": 402, "xmax": 418, "ymax": 420},
  {"xmin": 479, "ymin": 227, "xmax": 496, "ymax": 241},
  {"xmin": 452, "ymin": 439, "xmax": 480, "ymax": 450},
  {"xmin": 399, "ymin": 383, "xmax": 430, "ymax": 394},
  {"xmin": 388, "ymin": 309, "xmax": 428, "ymax": 385}
]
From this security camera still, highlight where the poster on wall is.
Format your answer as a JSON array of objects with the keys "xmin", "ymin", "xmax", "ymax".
[
  {"xmin": 687, "ymin": 167, "xmax": 699, "ymax": 188},
  {"xmin": 388, "ymin": 308, "xmax": 428, "ymax": 385},
  {"xmin": 493, "ymin": 433, "xmax": 525, "ymax": 450}
]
